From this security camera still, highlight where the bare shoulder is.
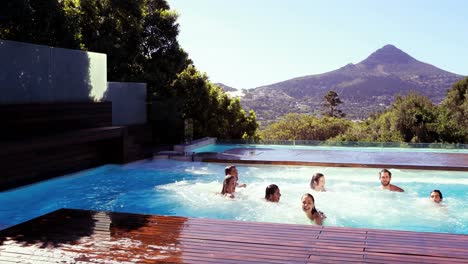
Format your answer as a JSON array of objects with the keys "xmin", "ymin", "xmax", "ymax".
[
  {"xmin": 390, "ymin": 185, "xmax": 404, "ymax": 192},
  {"xmin": 314, "ymin": 211, "xmax": 326, "ymax": 225}
]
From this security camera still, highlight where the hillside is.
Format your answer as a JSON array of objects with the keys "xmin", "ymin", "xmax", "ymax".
[
  {"xmin": 215, "ymin": 83, "xmax": 238, "ymax": 92},
  {"xmin": 239, "ymin": 45, "xmax": 464, "ymax": 125}
]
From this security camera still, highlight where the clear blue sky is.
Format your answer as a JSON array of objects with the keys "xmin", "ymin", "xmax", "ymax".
[{"xmin": 167, "ymin": 0, "xmax": 467, "ymax": 89}]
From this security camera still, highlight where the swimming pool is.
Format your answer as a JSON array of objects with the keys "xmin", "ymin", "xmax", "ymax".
[
  {"xmin": 0, "ymin": 159, "xmax": 467, "ymax": 234},
  {"xmin": 192, "ymin": 143, "xmax": 468, "ymax": 154}
]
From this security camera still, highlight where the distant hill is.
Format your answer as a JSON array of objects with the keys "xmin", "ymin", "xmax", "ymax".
[
  {"xmin": 215, "ymin": 83, "xmax": 238, "ymax": 92},
  {"xmin": 240, "ymin": 44, "xmax": 465, "ymax": 125}
]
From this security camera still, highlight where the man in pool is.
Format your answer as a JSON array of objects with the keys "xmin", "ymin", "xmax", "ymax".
[
  {"xmin": 225, "ymin": 165, "xmax": 247, "ymax": 188},
  {"xmin": 379, "ymin": 169, "xmax": 404, "ymax": 192},
  {"xmin": 265, "ymin": 184, "xmax": 281, "ymax": 202},
  {"xmin": 430, "ymin": 190, "xmax": 443, "ymax": 203}
]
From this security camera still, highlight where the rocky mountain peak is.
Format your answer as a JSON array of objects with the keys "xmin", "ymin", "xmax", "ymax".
[{"xmin": 361, "ymin": 44, "xmax": 416, "ymax": 66}]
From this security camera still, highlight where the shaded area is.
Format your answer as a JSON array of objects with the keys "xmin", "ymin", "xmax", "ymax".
[
  {"xmin": 0, "ymin": 39, "xmax": 93, "ymax": 104},
  {"xmin": 0, "ymin": 209, "xmax": 183, "ymax": 263},
  {"xmin": 149, "ymin": 98, "xmax": 185, "ymax": 144},
  {"xmin": 202, "ymin": 147, "xmax": 468, "ymax": 171},
  {"xmin": 0, "ymin": 208, "xmax": 467, "ymax": 263},
  {"xmin": 0, "ymin": 102, "xmax": 126, "ymax": 191},
  {"xmin": 0, "ymin": 209, "xmax": 97, "ymax": 248}
]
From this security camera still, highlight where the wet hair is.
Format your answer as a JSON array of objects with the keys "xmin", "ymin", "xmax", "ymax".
[
  {"xmin": 225, "ymin": 165, "xmax": 236, "ymax": 176},
  {"xmin": 221, "ymin": 175, "xmax": 236, "ymax": 194},
  {"xmin": 265, "ymin": 184, "xmax": 279, "ymax": 200},
  {"xmin": 310, "ymin": 173, "xmax": 325, "ymax": 189},
  {"xmin": 379, "ymin": 169, "xmax": 392, "ymax": 177},
  {"xmin": 431, "ymin": 189, "xmax": 443, "ymax": 200},
  {"xmin": 302, "ymin": 193, "xmax": 318, "ymax": 215}
]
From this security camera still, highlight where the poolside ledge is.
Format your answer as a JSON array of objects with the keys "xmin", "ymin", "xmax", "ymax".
[{"xmin": 174, "ymin": 137, "xmax": 216, "ymax": 153}]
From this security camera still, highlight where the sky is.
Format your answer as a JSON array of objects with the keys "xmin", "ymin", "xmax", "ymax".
[{"xmin": 167, "ymin": 0, "xmax": 467, "ymax": 89}]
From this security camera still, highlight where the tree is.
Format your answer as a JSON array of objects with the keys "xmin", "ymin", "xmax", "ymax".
[
  {"xmin": 436, "ymin": 77, "xmax": 468, "ymax": 143},
  {"xmin": 0, "ymin": 0, "xmax": 260, "ymax": 141},
  {"xmin": 322, "ymin": 90, "xmax": 346, "ymax": 118},
  {"xmin": 260, "ymin": 113, "xmax": 351, "ymax": 140},
  {"xmin": 0, "ymin": 0, "xmax": 82, "ymax": 48},
  {"xmin": 171, "ymin": 65, "xmax": 258, "ymax": 139},
  {"xmin": 79, "ymin": 0, "xmax": 190, "ymax": 98}
]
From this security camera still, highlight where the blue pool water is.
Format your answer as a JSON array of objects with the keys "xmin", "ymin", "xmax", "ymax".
[
  {"xmin": 192, "ymin": 143, "xmax": 468, "ymax": 153},
  {"xmin": 0, "ymin": 159, "xmax": 467, "ymax": 234}
]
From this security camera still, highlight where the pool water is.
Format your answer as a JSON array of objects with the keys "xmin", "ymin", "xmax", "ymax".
[
  {"xmin": 192, "ymin": 143, "xmax": 468, "ymax": 154},
  {"xmin": 0, "ymin": 159, "xmax": 467, "ymax": 234}
]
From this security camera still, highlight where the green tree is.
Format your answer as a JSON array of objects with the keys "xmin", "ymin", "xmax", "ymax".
[
  {"xmin": 1, "ymin": 0, "xmax": 259, "ymax": 141},
  {"xmin": 390, "ymin": 93, "xmax": 438, "ymax": 142},
  {"xmin": 171, "ymin": 65, "xmax": 258, "ymax": 139},
  {"xmin": 79, "ymin": 0, "xmax": 190, "ymax": 98},
  {"xmin": 1, "ymin": 0, "xmax": 190, "ymax": 99},
  {"xmin": 0, "ymin": 0, "xmax": 82, "ymax": 48},
  {"xmin": 340, "ymin": 92, "xmax": 437, "ymax": 143},
  {"xmin": 322, "ymin": 90, "xmax": 346, "ymax": 118},
  {"xmin": 436, "ymin": 77, "xmax": 468, "ymax": 143},
  {"xmin": 260, "ymin": 113, "xmax": 351, "ymax": 140}
]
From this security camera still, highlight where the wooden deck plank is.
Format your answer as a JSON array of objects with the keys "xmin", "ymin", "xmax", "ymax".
[{"xmin": 1, "ymin": 209, "xmax": 467, "ymax": 263}]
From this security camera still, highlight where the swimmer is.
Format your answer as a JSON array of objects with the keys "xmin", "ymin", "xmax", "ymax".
[
  {"xmin": 265, "ymin": 184, "xmax": 281, "ymax": 202},
  {"xmin": 430, "ymin": 190, "xmax": 443, "ymax": 203},
  {"xmin": 379, "ymin": 169, "xmax": 404, "ymax": 192},
  {"xmin": 301, "ymin": 193, "xmax": 326, "ymax": 225},
  {"xmin": 225, "ymin": 165, "xmax": 247, "ymax": 188},
  {"xmin": 310, "ymin": 173, "xmax": 326, "ymax": 192},
  {"xmin": 221, "ymin": 175, "xmax": 236, "ymax": 198}
]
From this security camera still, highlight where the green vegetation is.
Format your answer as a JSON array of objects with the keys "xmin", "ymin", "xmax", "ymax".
[
  {"xmin": 322, "ymin": 90, "xmax": 345, "ymax": 118},
  {"xmin": 0, "ymin": 0, "xmax": 258, "ymax": 142},
  {"xmin": 262, "ymin": 78, "xmax": 468, "ymax": 144},
  {"xmin": 171, "ymin": 65, "xmax": 258, "ymax": 139},
  {"xmin": 260, "ymin": 113, "xmax": 351, "ymax": 140},
  {"xmin": 1, "ymin": 1, "xmax": 465, "ymax": 144}
]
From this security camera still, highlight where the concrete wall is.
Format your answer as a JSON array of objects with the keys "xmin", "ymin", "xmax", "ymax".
[
  {"xmin": 0, "ymin": 39, "xmax": 107, "ymax": 104},
  {"xmin": 105, "ymin": 82, "xmax": 147, "ymax": 125}
]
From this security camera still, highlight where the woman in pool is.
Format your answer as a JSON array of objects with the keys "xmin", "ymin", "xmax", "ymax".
[
  {"xmin": 430, "ymin": 190, "xmax": 443, "ymax": 203},
  {"xmin": 301, "ymin": 193, "xmax": 326, "ymax": 225},
  {"xmin": 265, "ymin": 184, "xmax": 281, "ymax": 202},
  {"xmin": 221, "ymin": 175, "xmax": 236, "ymax": 198},
  {"xmin": 310, "ymin": 173, "xmax": 326, "ymax": 192}
]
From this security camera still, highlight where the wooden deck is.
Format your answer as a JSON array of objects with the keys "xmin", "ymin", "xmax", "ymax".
[
  {"xmin": 201, "ymin": 147, "xmax": 468, "ymax": 171},
  {"xmin": 1, "ymin": 209, "xmax": 467, "ymax": 263}
]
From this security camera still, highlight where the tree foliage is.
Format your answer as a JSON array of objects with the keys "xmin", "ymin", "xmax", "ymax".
[
  {"xmin": 260, "ymin": 113, "xmax": 351, "ymax": 140},
  {"xmin": 171, "ymin": 65, "xmax": 259, "ymax": 139},
  {"xmin": 0, "ymin": 0, "xmax": 82, "ymax": 48},
  {"xmin": 1, "ymin": 0, "xmax": 259, "ymax": 141},
  {"xmin": 78, "ymin": 0, "xmax": 191, "ymax": 98},
  {"xmin": 436, "ymin": 77, "xmax": 468, "ymax": 142},
  {"xmin": 263, "ymin": 79, "xmax": 468, "ymax": 144},
  {"xmin": 322, "ymin": 90, "xmax": 345, "ymax": 118}
]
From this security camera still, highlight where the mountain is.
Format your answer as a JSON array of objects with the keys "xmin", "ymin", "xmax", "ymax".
[
  {"xmin": 240, "ymin": 44, "xmax": 464, "ymax": 125},
  {"xmin": 215, "ymin": 83, "xmax": 238, "ymax": 92}
]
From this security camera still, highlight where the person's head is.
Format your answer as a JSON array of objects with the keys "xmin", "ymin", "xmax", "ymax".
[
  {"xmin": 310, "ymin": 173, "xmax": 325, "ymax": 190},
  {"xmin": 225, "ymin": 165, "xmax": 238, "ymax": 178},
  {"xmin": 301, "ymin": 193, "xmax": 317, "ymax": 214},
  {"xmin": 430, "ymin": 190, "xmax": 443, "ymax": 203},
  {"xmin": 265, "ymin": 184, "xmax": 281, "ymax": 202},
  {"xmin": 221, "ymin": 175, "xmax": 236, "ymax": 195},
  {"xmin": 379, "ymin": 169, "xmax": 392, "ymax": 186}
]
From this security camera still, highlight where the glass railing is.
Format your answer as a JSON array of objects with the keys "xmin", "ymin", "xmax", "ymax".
[{"xmin": 217, "ymin": 139, "xmax": 468, "ymax": 150}]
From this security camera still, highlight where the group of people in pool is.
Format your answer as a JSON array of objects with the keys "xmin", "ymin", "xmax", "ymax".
[
  {"xmin": 220, "ymin": 166, "xmax": 444, "ymax": 225},
  {"xmin": 377, "ymin": 169, "xmax": 444, "ymax": 204}
]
